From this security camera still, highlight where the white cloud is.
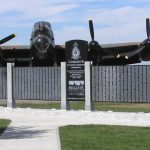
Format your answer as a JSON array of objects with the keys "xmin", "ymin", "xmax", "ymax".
[
  {"xmin": 86, "ymin": 6, "xmax": 150, "ymax": 25},
  {"xmin": 54, "ymin": 6, "xmax": 150, "ymax": 44},
  {"xmin": 0, "ymin": 0, "xmax": 79, "ymax": 27},
  {"xmin": 54, "ymin": 26, "xmax": 90, "ymax": 44},
  {"xmin": 1, "ymin": 0, "xmax": 150, "ymax": 45},
  {"xmin": 54, "ymin": 24, "xmax": 144, "ymax": 45}
]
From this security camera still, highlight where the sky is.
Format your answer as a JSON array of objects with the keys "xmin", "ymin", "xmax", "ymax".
[{"xmin": 1, "ymin": 0, "xmax": 150, "ymax": 46}]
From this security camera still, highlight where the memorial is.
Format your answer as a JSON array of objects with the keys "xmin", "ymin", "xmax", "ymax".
[{"xmin": 65, "ymin": 40, "xmax": 88, "ymax": 101}]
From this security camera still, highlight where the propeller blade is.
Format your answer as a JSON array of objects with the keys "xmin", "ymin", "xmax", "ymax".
[
  {"xmin": 146, "ymin": 18, "xmax": 150, "ymax": 40},
  {"xmin": 116, "ymin": 46, "xmax": 145, "ymax": 59},
  {"xmin": 0, "ymin": 34, "xmax": 16, "ymax": 45},
  {"xmin": 89, "ymin": 19, "xmax": 94, "ymax": 41},
  {"xmin": 127, "ymin": 46, "xmax": 145, "ymax": 59}
]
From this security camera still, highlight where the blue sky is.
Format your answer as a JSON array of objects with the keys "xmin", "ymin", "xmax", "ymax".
[{"xmin": 1, "ymin": 0, "xmax": 150, "ymax": 45}]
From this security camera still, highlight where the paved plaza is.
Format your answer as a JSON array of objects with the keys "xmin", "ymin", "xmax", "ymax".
[{"xmin": 1, "ymin": 107, "xmax": 150, "ymax": 150}]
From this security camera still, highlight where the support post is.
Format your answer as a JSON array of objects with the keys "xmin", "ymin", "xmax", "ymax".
[
  {"xmin": 61, "ymin": 62, "xmax": 69, "ymax": 110},
  {"xmin": 85, "ymin": 61, "xmax": 93, "ymax": 111},
  {"xmin": 7, "ymin": 63, "xmax": 15, "ymax": 108}
]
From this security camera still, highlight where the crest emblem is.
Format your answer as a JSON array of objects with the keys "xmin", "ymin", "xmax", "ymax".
[{"xmin": 72, "ymin": 42, "xmax": 81, "ymax": 60}]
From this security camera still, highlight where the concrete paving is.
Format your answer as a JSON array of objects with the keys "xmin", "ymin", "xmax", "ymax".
[
  {"xmin": 0, "ymin": 108, "xmax": 61, "ymax": 150},
  {"xmin": 1, "ymin": 107, "xmax": 150, "ymax": 150}
]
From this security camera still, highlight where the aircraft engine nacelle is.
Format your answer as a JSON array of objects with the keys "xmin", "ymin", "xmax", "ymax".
[{"xmin": 30, "ymin": 21, "xmax": 55, "ymax": 60}]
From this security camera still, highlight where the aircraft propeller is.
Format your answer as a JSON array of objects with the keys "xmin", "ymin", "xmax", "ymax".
[
  {"xmin": 146, "ymin": 18, "xmax": 150, "ymax": 40},
  {"xmin": 88, "ymin": 19, "xmax": 117, "ymax": 62},
  {"xmin": 116, "ymin": 18, "xmax": 150, "ymax": 59},
  {"xmin": 89, "ymin": 19, "xmax": 94, "ymax": 41},
  {"xmin": 88, "ymin": 19, "xmax": 100, "ymax": 50},
  {"xmin": 0, "ymin": 34, "xmax": 16, "ymax": 45},
  {"xmin": 88, "ymin": 19, "xmax": 101, "ymax": 64}
]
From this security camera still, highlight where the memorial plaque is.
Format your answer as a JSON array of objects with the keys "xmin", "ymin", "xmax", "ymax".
[{"xmin": 65, "ymin": 40, "xmax": 88, "ymax": 101}]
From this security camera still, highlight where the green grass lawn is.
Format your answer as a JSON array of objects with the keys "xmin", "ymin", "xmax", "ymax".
[
  {"xmin": 0, "ymin": 119, "xmax": 11, "ymax": 135},
  {"xmin": 1, "ymin": 100, "xmax": 150, "ymax": 112},
  {"xmin": 13, "ymin": 101, "xmax": 150, "ymax": 113},
  {"xmin": 16, "ymin": 102, "xmax": 60, "ymax": 109},
  {"xmin": 59, "ymin": 125, "xmax": 150, "ymax": 150},
  {"xmin": 94, "ymin": 102, "xmax": 150, "ymax": 113}
]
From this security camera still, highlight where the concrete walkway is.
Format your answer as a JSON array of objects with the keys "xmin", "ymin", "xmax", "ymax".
[
  {"xmin": 0, "ymin": 108, "xmax": 61, "ymax": 150},
  {"xmin": 1, "ymin": 107, "xmax": 150, "ymax": 150}
]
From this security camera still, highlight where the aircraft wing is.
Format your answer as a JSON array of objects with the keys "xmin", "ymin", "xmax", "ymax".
[
  {"xmin": 0, "ymin": 45, "xmax": 66, "ymax": 66},
  {"xmin": 0, "ymin": 45, "xmax": 31, "ymax": 65},
  {"xmin": 88, "ymin": 18, "xmax": 150, "ymax": 65},
  {"xmin": 101, "ymin": 42, "xmax": 139, "ymax": 54},
  {"xmin": 88, "ymin": 41, "xmax": 143, "ymax": 65},
  {"xmin": 0, "ymin": 42, "xmax": 147, "ymax": 66},
  {"xmin": 101, "ymin": 42, "xmax": 140, "ymax": 48}
]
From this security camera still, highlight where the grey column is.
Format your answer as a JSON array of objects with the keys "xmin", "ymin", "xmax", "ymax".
[
  {"xmin": 7, "ymin": 63, "xmax": 15, "ymax": 108},
  {"xmin": 85, "ymin": 61, "xmax": 93, "ymax": 111},
  {"xmin": 61, "ymin": 62, "xmax": 69, "ymax": 110}
]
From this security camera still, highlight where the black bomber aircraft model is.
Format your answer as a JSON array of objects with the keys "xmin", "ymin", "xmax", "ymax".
[{"xmin": 0, "ymin": 18, "xmax": 150, "ymax": 66}]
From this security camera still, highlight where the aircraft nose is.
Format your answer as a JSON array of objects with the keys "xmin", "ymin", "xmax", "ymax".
[{"xmin": 34, "ymin": 35, "xmax": 50, "ymax": 53}]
